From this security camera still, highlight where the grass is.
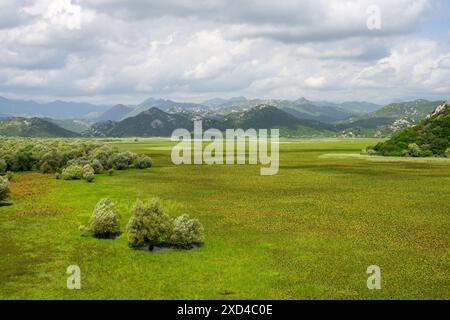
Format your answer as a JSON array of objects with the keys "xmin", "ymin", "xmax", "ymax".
[{"xmin": 0, "ymin": 138, "xmax": 449, "ymax": 299}]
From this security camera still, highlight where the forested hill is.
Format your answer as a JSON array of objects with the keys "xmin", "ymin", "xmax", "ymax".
[{"xmin": 371, "ymin": 101, "xmax": 450, "ymax": 157}]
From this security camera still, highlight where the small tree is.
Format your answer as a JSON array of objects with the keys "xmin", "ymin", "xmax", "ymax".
[
  {"xmin": 127, "ymin": 199, "xmax": 171, "ymax": 248},
  {"xmin": 169, "ymin": 214, "xmax": 204, "ymax": 248},
  {"xmin": 0, "ymin": 176, "xmax": 10, "ymax": 202},
  {"xmin": 88, "ymin": 198, "xmax": 121, "ymax": 238}
]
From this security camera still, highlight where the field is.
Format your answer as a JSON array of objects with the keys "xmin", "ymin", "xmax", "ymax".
[{"xmin": 0, "ymin": 138, "xmax": 449, "ymax": 300}]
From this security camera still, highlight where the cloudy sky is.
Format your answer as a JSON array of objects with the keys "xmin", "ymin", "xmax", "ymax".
[{"xmin": 1, "ymin": 0, "xmax": 449, "ymax": 105}]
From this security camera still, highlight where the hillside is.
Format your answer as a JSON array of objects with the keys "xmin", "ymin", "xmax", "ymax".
[
  {"xmin": 370, "ymin": 101, "xmax": 450, "ymax": 157},
  {"xmin": 0, "ymin": 117, "xmax": 79, "ymax": 137},
  {"xmin": 224, "ymin": 105, "xmax": 335, "ymax": 137},
  {"xmin": 105, "ymin": 107, "xmax": 194, "ymax": 137},
  {"xmin": 213, "ymin": 97, "xmax": 355, "ymax": 123},
  {"xmin": 124, "ymin": 98, "xmax": 206, "ymax": 118},
  {"xmin": 96, "ymin": 104, "xmax": 134, "ymax": 122},
  {"xmin": 338, "ymin": 99, "xmax": 443, "ymax": 137},
  {"xmin": 48, "ymin": 118, "xmax": 93, "ymax": 134},
  {"xmin": 88, "ymin": 105, "xmax": 335, "ymax": 137}
]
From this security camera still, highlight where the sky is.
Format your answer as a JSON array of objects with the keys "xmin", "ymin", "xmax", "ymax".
[{"xmin": 0, "ymin": 0, "xmax": 449, "ymax": 105}]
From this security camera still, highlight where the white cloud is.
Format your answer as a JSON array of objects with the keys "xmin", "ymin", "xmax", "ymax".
[{"xmin": 0, "ymin": 0, "xmax": 448, "ymax": 104}]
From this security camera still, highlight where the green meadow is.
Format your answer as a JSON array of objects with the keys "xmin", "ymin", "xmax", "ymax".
[{"xmin": 0, "ymin": 138, "xmax": 449, "ymax": 300}]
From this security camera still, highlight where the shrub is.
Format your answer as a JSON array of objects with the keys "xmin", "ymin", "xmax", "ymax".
[
  {"xmin": 40, "ymin": 151, "xmax": 63, "ymax": 172},
  {"xmin": 134, "ymin": 155, "xmax": 152, "ymax": 169},
  {"xmin": 55, "ymin": 172, "xmax": 61, "ymax": 180},
  {"xmin": 445, "ymin": 148, "xmax": 450, "ymax": 158},
  {"xmin": 40, "ymin": 161, "xmax": 52, "ymax": 173},
  {"xmin": 88, "ymin": 198, "xmax": 121, "ymax": 238},
  {"xmin": 169, "ymin": 214, "xmax": 204, "ymax": 248},
  {"xmin": 91, "ymin": 159, "xmax": 104, "ymax": 174},
  {"xmin": 67, "ymin": 158, "xmax": 90, "ymax": 167},
  {"xmin": 107, "ymin": 169, "xmax": 114, "ymax": 176},
  {"xmin": 6, "ymin": 171, "xmax": 14, "ymax": 181},
  {"xmin": 408, "ymin": 143, "xmax": 421, "ymax": 157},
  {"xmin": 83, "ymin": 171, "xmax": 95, "ymax": 183},
  {"xmin": 0, "ymin": 159, "xmax": 6, "ymax": 174},
  {"xmin": 127, "ymin": 199, "xmax": 171, "ymax": 247},
  {"xmin": 0, "ymin": 176, "xmax": 10, "ymax": 201},
  {"xmin": 10, "ymin": 150, "xmax": 36, "ymax": 171},
  {"xmin": 61, "ymin": 164, "xmax": 84, "ymax": 180},
  {"xmin": 110, "ymin": 152, "xmax": 132, "ymax": 170}
]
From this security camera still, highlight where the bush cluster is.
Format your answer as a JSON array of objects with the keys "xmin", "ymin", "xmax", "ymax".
[
  {"xmin": 126, "ymin": 199, "xmax": 204, "ymax": 249},
  {"xmin": 82, "ymin": 198, "xmax": 205, "ymax": 250},
  {"xmin": 0, "ymin": 138, "xmax": 153, "ymax": 183}
]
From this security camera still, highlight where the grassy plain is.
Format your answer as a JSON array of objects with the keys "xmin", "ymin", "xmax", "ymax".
[{"xmin": 0, "ymin": 138, "xmax": 449, "ymax": 299}]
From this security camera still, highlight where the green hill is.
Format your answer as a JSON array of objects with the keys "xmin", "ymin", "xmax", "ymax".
[
  {"xmin": 338, "ymin": 99, "xmax": 443, "ymax": 137},
  {"xmin": 370, "ymin": 101, "xmax": 450, "ymax": 157},
  {"xmin": 223, "ymin": 105, "xmax": 335, "ymax": 136},
  {"xmin": 88, "ymin": 105, "xmax": 335, "ymax": 138},
  {"xmin": 0, "ymin": 117, "xmax": 79, "ymax": 137}
]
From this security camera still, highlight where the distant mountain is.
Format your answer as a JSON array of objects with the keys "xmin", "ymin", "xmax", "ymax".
[
  {"xmin": 89, "ymin": 105, "xmax": 335, "ymax": 138},
  {"xmin": 0, "ymin": 112, "xmax": 11, "ymax": 121},
  {"xmin": 338, "ymin": 99, "xmax": 444, "ymax": 137},
  {"xmin": 83, "ymin": 121, "xmax": 117, "ymax": 138},
  {"xmin": 202, "ymin": 96, "xmax": 248, "ymax": 108},
  {"xmin": 0, "ymin": 117, "xmax": 79, "ymax": 137},
  {"xmin": 0, "ymin": 96, "xmax": 110, "ymax": 119},
  {"xmin": 124, "ymin": 98, "xmax": 207, "ymax": 118},
  {"xmin": 313, "ymin": 101, "xmax": 381, "ymax": 114},
  {"xmin": 97, "ymin": 108, "xmax": 194, "ymax": 137},
  {"xmin": 212, "ymin": 97, "xmax": 355, "ymax": 123},
  {"xmin": 48, "ymin": 118, "xmax": 93, "ymax": 134},
  {"xmin": 371, "ymin": 101, "xmax": 450, "ymax": 157},
  {"xmin": 361, "ymin": 99, "xmax": 441, "ymax": 121},
  {"xmin": 96, "ymin": 104, "xmax": 134, "ymax": 122}
]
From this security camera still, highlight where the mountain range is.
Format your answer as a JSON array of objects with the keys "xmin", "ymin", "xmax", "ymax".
[
  {"xmin": 85, "ymin": 105, "xmax": 336, "ymax": 138},
  {"xmin": 0, "ymin": 95, "xmax": 446, "ymax": 139},
  {"xmin": 0, "ymin": 96, "xmax": 110, "ymax": 119}
]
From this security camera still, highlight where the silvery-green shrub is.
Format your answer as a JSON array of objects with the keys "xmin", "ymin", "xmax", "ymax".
[
  {"xmin": 91, "ymin": 159, "xmax": 104, "ymax": 173},
  {"xmin": 127, "ymin": 199, "xmax": 171, "ymax": 247},
  {"xmin": 0, "ymin": 176, "xmax": 10, "ymax": 201},
  {"xmin": 61, "ymin": 164, "xmax": 84, "ymax": 180},
  {"xmin": 83, "ymin": 171, "xmax": 95, "ymax": 183},
  {"xmin": 169, "ymin": 214, "xmax": 205, "ymax": 248},
  {"xmin": 89, "ymin": 198, "xmax": 121, "ymax": 238},
  {"xmin": 134, "ymin": 155, "xmax": 152, "ymax": 169}
]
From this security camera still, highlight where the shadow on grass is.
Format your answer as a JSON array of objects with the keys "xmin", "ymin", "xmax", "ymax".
[{"xmin": 0, "ymin": 202, "xmax": 13, "ymax": 207}]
